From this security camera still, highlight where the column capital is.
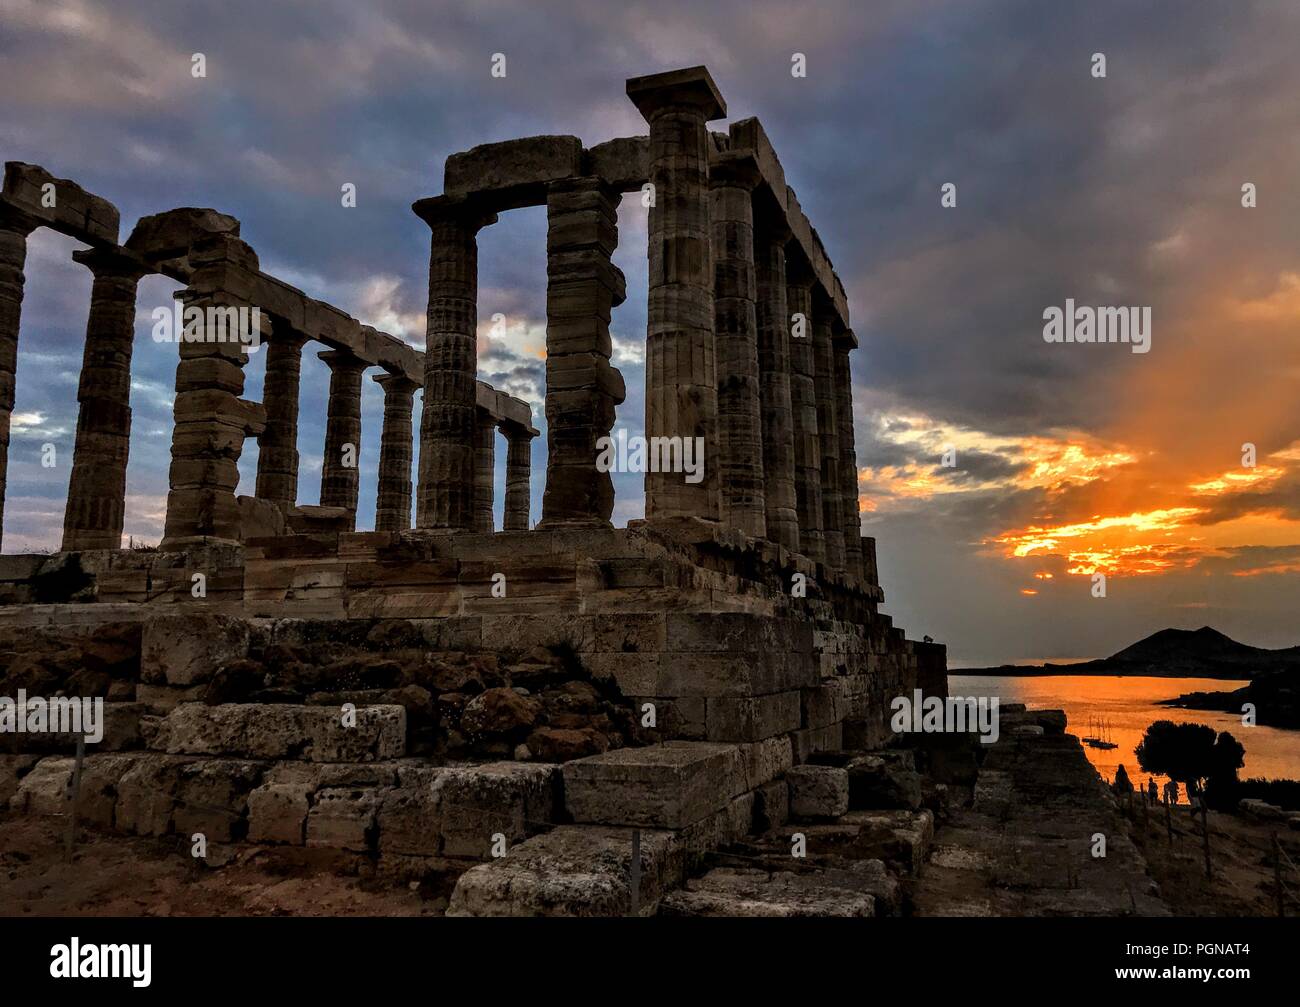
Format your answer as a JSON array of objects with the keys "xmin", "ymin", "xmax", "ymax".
[
  {"xmin": 0, "ymin": 202, "xmax": 39, "ymax": 237},
  {"xmin": 709, "ymin": 150, "xmax": 761, "ymax": 192},
  {"xmin": 71, "ymin": 245, "xmax": 149, "ymax": 281},
  {"xmin": 318, "ymin": 348, "xmax": 367, "ymax": 375},
  {"xmin": 627, "ymin": 66, "xmax": 727, "ymax": 121},
  {"xmin": 412, "ymin": 193, "xmax": 497, "ymax": 232},
  {"xmin": 373, "ymin": 370, "xmax": 419, "ymax": 395}
]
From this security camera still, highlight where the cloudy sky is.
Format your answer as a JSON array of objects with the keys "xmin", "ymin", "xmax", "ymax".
[{"xmin": 3, "ymin": 0, "xmax": 1298, "ymax": 665}]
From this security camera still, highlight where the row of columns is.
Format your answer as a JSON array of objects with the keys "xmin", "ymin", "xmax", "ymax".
[
  {"xmin": 0, "ymin": 205, "xmax": 535, "ymax": 551},
  {"xmin": 630, "ymin": 69, "xmax": 865, "ymax": 580},
  {"xmin": 404, "ymin": 71, "xmax": 865, "ymax": 578}
]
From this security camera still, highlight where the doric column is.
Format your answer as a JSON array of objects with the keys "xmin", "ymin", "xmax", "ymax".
[
  {"xmin": 61, "ymin": 247, "xmax": 146, "ymax": 551},
  {"xmin": 540, "ymin": 177, "xmax": 625, "ymax": 527},
  {"xmin": 413, "ymin": 195, "xmax": 496, "ymax": 530},
  {"xmin": 472, "ymin": 414, "xmax": 496, "ymax": 533},
  {"xmin": 161, "ymin": 237, "xmax": 266, "ymax": 550},
  {"xmin": 754, "ymin": 208, "xmax": 799, "ymax": 552},
  {"xmin": 503, "ymin": 426, "xmax": 532, "ymax": 531},
  {"xmin": 834, "ymin": 331, "xmax": 863, "ymax": 581},
  {"xmin": 786, "ymin": 265, "xmax": 824, "ymax": 563},
  {"xmin": 628, "ymin": 67, "xmax": 727, "ymax": 522},
  {"xmin": 255, "ymin": 321, "xmax": 307, "ymax": 508},
  {"xmin": 813, "ymin": 301, "xmax": 845, "ymax": 571},
  {"xmin": 318, "ymin": 349, "xmax": 366, "ymax": 527},
  {"xmin": 0, "ymin": 210, "xmax": 35, "ymax": 553},
  {"xmin": 373, "ymin": 371, "xmax": 418, "ymax": 532},
  {"xmin": 710, "ymin": 151, "xmax": 766, "ymax": 539}
]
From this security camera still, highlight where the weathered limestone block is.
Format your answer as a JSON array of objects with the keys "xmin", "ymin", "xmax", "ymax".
[
  {"xmin": 563, "ymin": 741, "xmax": 743, "ymax": 829},
  {"xmin": 115, "ymin": 755, "xmax": 190, "ymax": 835},
  {"xmin": 173, "ymin": 758, "xmax": 264, "ymax": 842},
  {"xmin": 71, "ymin": 753, "xmax": 140, "ymax": 828},
  {"xmin": 801, "ymin": 681, "xmax": 849, "ymax": 730},
  {"xmin": 660, "ymin": 867, "xmax": 874, "ymax": 917},
  {"xmin": 584, "ymin": 136, "xmax": 649, "ymax": 192},
  {"xmin": 2, "ymin": 161, "xmax": 120, "ymax": 244},
  {"xmin": 444, "ymin": 135, "xmax": 584, "ymax": 208},
  {"xmin": 846, "ymin": 752, "xmax": 923, "ymax": 810},
  {"xmin": 704, "ymin": 692, "xmax": 800, "ymax": 742},
  {"xmin": 376, "ymin": 765, "xmax": 446, "ymax": 856},
  {"xmin": 306, "ymin": 786, "xmax": 384, "ymax": 851},
  {"xmin": 787, "ymin": 764, "xmax": 849, "ymax": 819},
  {"xmin": 839, "ymin": 809, "xmax": 934, "ymax": 874},
  {"xmin": 8, "ymin": 756, "xmax": 73, "ymax": 815},
  {"xmin": 431, "ymin": 762, "xmax": 558, "ymax": 859},
  {"xmin": 150, "ymin": 703, "xmax": 406, "ymax": 762},
  {"xmin": 754, "ymin": 778, "xmax": 789, "ymax": 829},
  {"xmin": 0, "ymin": 754, "xmax": 39, "ymax": 807},
  {"xmin": 791, "ymin": 722, "xmax": 843, "ymax": 764},
  {"xmin": 141, "ymin": 613, "xmax": 250, "ymax": 686},
  {"xmin": 447, "ymin": 824, "xmax": 682, "ymax": 917},
  {"xmin": 248, "ymin": 781, "xmax": 312, "ymax": 844},
  {"xmin": 738, "ymin": 736, "xmax": 793, "ymax": 791}
]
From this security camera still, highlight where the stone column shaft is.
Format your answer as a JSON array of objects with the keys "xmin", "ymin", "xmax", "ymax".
[
  {"xmin": 834, "ymin": 338, "xmax": 863, "ymax": 580},
  {"xmin": 374, "ymin": 371, "xmax": 418, "ymax": 532},
  {"xmin": 319, "ymin": 349, "xmax": 366, "ymax": 527},
  {"xmin": 0, "ymin": 214, "xmax": 34, "ymax": 553},
  {"xmin": 472, "ymin": 415, "xmax": 496, "ymax": 533},
  {"xmin": 540, "ymin": 177, "xmax": 625, "ymax": 527},
  {"xmin": 710, "ymin": 152, "xmax": 766, "ymax": 538},
  {"xmin": 414, "ymin": 196, "xmax": 495, "ymax": 530},
  {"xmin": 255, "ymin": 324, "xmax": 308, "ymax": 508},
  {"xmin": 161, "ymin": 238, "xmax": 267, "ymax": 550},
  {"xmin": 786, "ymin": 274, "xmax": 824, "ymax": 563},
  {"xmin": 503, "ymin": 428, "xmax": 532, "ymax": 531},
  {"xmin": 61, "ymin": 248, "xmax": 146, "ymax": 551},
  {"xmin": 814, "ymin": 306, "xmax": 845, "ymax": 570},
  {"xmin": 629, "ymin": 69, "xmax": 727, "ymax": 522},
  {"xmin": 754, "ymin": 214, "xmax": 799, "ymax": 552}
]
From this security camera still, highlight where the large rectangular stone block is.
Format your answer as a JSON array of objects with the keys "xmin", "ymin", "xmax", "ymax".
[
  {"xmin": 431, "ymin": 762, "xmax": 558, "ymax": 859},
  {"xmin": 704, "ymin": 692, "xmax": 800, "ymax": 742},
  {"xmin": 150, "ymin": 704, "xmax": 405, "ymax": 762},
  {"xmin": 563, "ymin": 741, "xmax": 744, "ymax": 829}
]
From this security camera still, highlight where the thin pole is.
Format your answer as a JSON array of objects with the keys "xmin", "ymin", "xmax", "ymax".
[
  {"xmin": 630, "ymin": 828, "xmax": 641, "ymax": 917},
  {"xmin": 64, "ymin": 734, "xmax": 86, "ymax": 861}
]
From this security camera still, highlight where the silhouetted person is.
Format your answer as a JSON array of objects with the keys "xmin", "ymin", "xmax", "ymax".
[
  {"xmin": 1147, "ymin": 778, "xmax": 1158, "ymax": 804},
  {"xmin": 1113, "ymin": 764, "xmax": 1134, "ymax": 796}
]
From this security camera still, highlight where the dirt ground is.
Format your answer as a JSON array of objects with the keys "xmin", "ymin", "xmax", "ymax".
[
  {"xmin": 0, "ymin": 815, "xmax": 450, "ymax": 917},
  {"xmin": 1126, "ymin": 799, "xmax": 1300, "ymax": 916}
]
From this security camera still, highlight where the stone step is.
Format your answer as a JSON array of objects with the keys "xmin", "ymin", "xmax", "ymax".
[
  {"xmin": 447, "ymin": 824, "xmax": 684, "ymax": 916},
  {"xmin": 704, "ymin": 851, "xmax": 901, "ymax": 915},
  {"xmin": 659, "ymin": 867, "xmax": 875, "ymax": 917}
]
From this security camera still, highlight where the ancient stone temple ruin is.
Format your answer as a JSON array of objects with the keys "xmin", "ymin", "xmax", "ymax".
[{"xmin": 0, "ymin": 67, "xmax": 950, "ymax": 916}]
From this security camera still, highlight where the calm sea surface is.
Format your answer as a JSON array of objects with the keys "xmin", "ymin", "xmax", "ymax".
[{"xmin": 949, "ymin": 675, "xmax": 1300, "ymax": 788}]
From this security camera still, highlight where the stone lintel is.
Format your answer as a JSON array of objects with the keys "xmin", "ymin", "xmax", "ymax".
[
  {"xmin": 583, "ymin": 136, "xmax": 650, "ymax": 193},
  {"xmin": 1, "ymin": 161, "xmax": 119, "ymax": 245},
  {"xmin": 443, "ymin": 135, "xmax": 584, "ymax": 210},
  {"xmin": 626, "ymin": 66, "xmax": 727, "ymax": 121}
]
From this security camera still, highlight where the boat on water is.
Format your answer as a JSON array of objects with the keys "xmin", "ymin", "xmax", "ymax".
[{"xmin": 1083, "ymin": 716, "xmax": 1118, "ymax": 750}]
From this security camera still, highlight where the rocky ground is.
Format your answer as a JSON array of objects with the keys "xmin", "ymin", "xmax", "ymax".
[{"xmin": 0, "ymin": 816, "xmax": 445, "ymax": 916}]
